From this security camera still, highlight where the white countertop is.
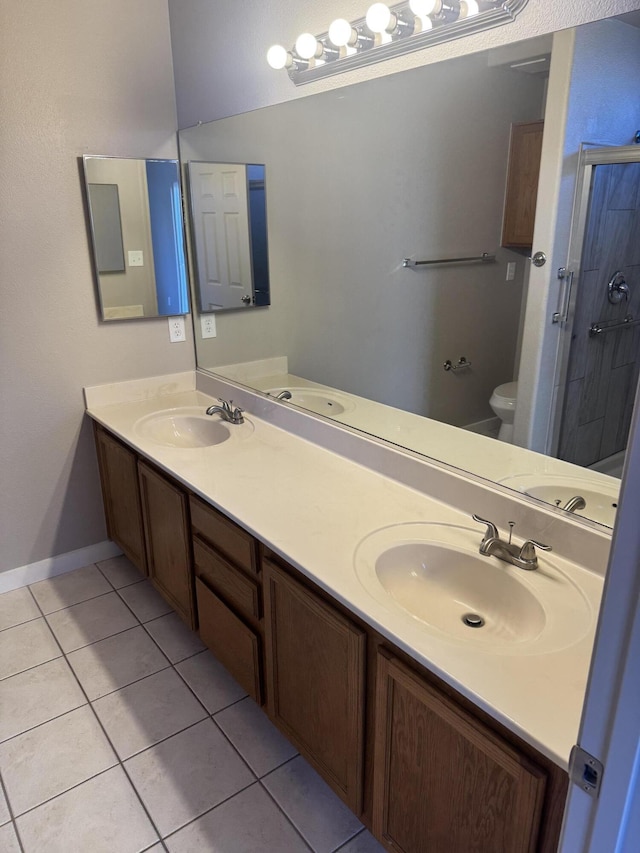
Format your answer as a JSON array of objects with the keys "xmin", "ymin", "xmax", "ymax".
[{"xmin": 86, "ymin": 378, "xmax": 604, "ymax": 770}]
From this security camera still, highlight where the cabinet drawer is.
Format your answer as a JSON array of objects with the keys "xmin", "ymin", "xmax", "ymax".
[
  {"xmin": 196, "ymin": 577, "xmax": 262, "ymax": 703},
  {"xmin": 193, "ymin": 536, "xmax": 260, "ymax": 621},
  {"xmin": 190, "ymin": 496, "xmax": 258, "ymax": 575}
]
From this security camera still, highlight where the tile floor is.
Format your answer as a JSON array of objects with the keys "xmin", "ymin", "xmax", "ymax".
[{"xmin": 0, "ymin": 557, "xmax": 385, "ymax": 852}]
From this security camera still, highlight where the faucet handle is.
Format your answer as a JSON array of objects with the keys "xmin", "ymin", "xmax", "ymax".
[
  {"xmin": 472, "ymin": 514, "xmax": 499, "ymax": 543},
  {"xmin": 519, "ymin": 539, "xmax": 552, "ymax": 562}
]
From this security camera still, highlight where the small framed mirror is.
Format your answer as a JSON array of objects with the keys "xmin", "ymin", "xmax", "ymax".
[
  {"xmin": 82, "ymin": 155, "xmax": 190, "ymax": 321},
  {"xmin": 187, "ymin": 161, "xmax": 271, "ymax": 312}
]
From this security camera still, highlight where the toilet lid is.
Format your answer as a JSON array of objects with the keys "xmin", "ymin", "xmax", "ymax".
[{"xmin": 494, "ymin": 381, "xmax": 518, "ymax": 401}]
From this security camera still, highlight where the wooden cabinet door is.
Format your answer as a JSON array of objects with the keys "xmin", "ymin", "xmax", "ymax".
[
  {"xmin": 373, "ymin": 650, "xmax": 547, "ymax": 853},
  {"xmin": 138, "ymin": 461, "xmax": 195, "ymax": 628},
  {"xmin": 94, "ymin": 425, "xmax": 147, "ymax": 575},
  {"xmin": 263, "ymin": 559, "xmax": 365, "ymax": 813},
  {"xmin": 501, "ymin": 120, "xmax": 544, "ymax": 249}
]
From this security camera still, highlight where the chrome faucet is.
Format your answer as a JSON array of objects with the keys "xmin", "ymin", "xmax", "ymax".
[
  {"xmin": 205, "ymin": 398, "xmax": 244, "ymax": 424},
  {"xmin": 472, "ymin": 514, "xmax": 551, "ymax": 571},
  {"xmin": 275, "ymin": 390, "xmax": 292, "ymax": 400},
  {"xmin": 561, "ymin": 495, "xmax": 586, "ymax": 514}
]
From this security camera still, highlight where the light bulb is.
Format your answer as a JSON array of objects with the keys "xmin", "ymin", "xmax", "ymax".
[
  {"xmin": 366, "ymin": 3, "xmax": 394, "ymax": 34},
  {"xmin": 409, "ymin": 0, "xmax": 442, "ymax": 16},
  {"xmin": 459, "ymin": 0, "xmax": 480, "ymax": 17},
  {"xmin": 328, "ymin": 18, "xmax": 355, "ymax": 48},
  {"xmin": 295, "ymin": 32, "xmax": 319, "ymax": 60},
  {"xmin": 266, "ymin": 44, "xmax": 290, "ymax": 70}
]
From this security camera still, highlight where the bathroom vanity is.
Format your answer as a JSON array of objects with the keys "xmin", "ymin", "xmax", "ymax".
[{"xmin": 86, "ymin": 373, "xmax": 607, "ymax": 853}]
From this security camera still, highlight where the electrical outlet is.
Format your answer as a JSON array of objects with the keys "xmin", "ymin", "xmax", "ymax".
[
  {"xmin": 506, "ymin": 261, "xmax": 516, "ymax": 281},
  {"xmin": 201, "ymin": 315, "xmax": 217, "ymax": 339},
  {"xmin": 168, "ymin": 316, "xmax": 186, "ymax": 343},
  {"xmin": 128, "ymin": 250, "xmax": 144, "ymax": 267}
]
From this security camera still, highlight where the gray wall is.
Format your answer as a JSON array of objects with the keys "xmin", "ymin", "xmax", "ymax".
[
  {"xmin": 0, "ymin": 1, "xmax": 194, "ymax": 575},
  {"xmin": 181, "ymin": 52, "xmax": 544, "ymax": 426}
]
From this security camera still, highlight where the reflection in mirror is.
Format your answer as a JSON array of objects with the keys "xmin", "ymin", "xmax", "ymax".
[
  {"xmin": 187, "ymin": 162, "xmax": 270, "ymax": 311},
  {"xmin": 83, "ymin": 156, "xmax": 189, "ymax": 321},
  {"xmin": 180, "ymin": 18, "xmax": 640, "ymax": 529}
]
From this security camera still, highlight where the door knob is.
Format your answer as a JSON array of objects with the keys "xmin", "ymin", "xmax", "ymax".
[{"xmin": 241, "ymin": 295, "xmax": 252, "ymax": 305}]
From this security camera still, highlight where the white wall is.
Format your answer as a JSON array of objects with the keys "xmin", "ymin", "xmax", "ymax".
[
  {"xmin": 515, "ymin": 17, "xmax": 640, "ymax": 451},
  {"xmin": 0, "ymin": 1, "xmax": 194, "ymax": 575},
  {"xmin": 182, "ymin": 52, "xmax": 544, "ymax": 426},
  {"xmin": 168, "ymin": 0, "xmax": 640, "ymax": 127}
]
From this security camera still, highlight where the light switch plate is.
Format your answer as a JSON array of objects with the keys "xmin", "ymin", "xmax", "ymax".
[
  {"xmin": 200, "ymin": 315, "xmax": 217, "ymax": 338},
  {"xmin": 506, "ymin": 261, "xmax": 516, "ymax": 281},
  {"xmin": 128, "ymin": 250, "xmax": 144, "ymax": 267},
  {"xmin": 168, "ymin": 316, "xmax": 186, "ymax": 343}
]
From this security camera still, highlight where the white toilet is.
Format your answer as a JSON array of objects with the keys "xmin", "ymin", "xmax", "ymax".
[{"xmin": 489, "ymin": 381, "xmax": 518, "ymax": 442}]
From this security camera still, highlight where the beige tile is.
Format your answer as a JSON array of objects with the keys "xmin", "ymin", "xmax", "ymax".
[
  {"xmin": 0, "ymin": 706, "xmax": 117, "ymax": 816},
  {"xmin": 0, "ymin": 618, "xmax": 60, "ymax": 679},
  {"xmin": 338, "ymin": 829, "xmax": 387, "ymax": 852},
  {"xmin": 0, "ymin": 658, "xmax": 86, "ymax": 742},
  {"xmin": 175, "ymin": 651, "xmax": 246, "ymax": 714},
  {"xmin": 144, "ymin": 612, "xmax": 205, "ymax": 663},
  {"xmin": 215, "ymin": 697, "xmax": 297, "ymax": 777},
  {"xmin": 97, "ymin": 554, "xmax": 144, "ymax": 589},
  {"xmin": 165, "ymin": 783, "xmax": 308, "ymax": 853},
  {"xmin": 0, "ymin": 587, "xmax": 40, "ymax": 631},
  {"xmin": 118, "ymin": 581, "xmax": 172, "ymax": 623},
  {"xmin": 93, "ymin": 668, "xmax": 207, "ymax": 759},
  {"xmin": 29, "ymin": 565, "xmax": 111, "ymax": 614},
  {"xmin": 125, "ymin": 718, "xmax": 254, "ymax": 838},
  {"xmin": 263, "ymin": 756, "xmax": 363, "ymax": 853},
  {"xmin": 46, "ymin": 591, "xmax": 137, "ymax": 652},
  {"xmin": 67, "ymin": 625, "xmax": 169, "ymax": 700},
  {"xmin": 16, "ymin": 766, "xmax": 158, "ymax": 853},
  {"xmin": 0, "ymin": 822, "xmax": 21, "ymax": 853}
]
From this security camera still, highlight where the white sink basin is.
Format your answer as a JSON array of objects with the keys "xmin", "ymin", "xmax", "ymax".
[
  {"xmin": 266, "ymin": 387, "xmax": 354, "ymax": 416},
  {"xmin": 500, "ymin": 474, "xmax": 619, "ymax": 527},
  {"xmin": 354, "ymin": 523, "xmax": 593, "ymax": 654},
  {"xmin": 134, "ymin": 407, "xmax": 252, "ymax": 448}
]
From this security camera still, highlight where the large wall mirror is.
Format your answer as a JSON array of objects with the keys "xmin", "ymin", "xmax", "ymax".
[
  {"xmin": 83, "ymin": 156, "xmax": 189, "ymax": 320},
  {"xmin": 179, "ymin": 14, "xmax": 640, "ymax": 530}
]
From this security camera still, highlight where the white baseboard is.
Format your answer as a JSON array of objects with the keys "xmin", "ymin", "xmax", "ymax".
[
  {"xmin": 463, "ymin": 416, "xmax": 501, "ymax": 437},
  {"xmin": 0, "ymin": 541, "xmax": 123, "ymax": 594}
]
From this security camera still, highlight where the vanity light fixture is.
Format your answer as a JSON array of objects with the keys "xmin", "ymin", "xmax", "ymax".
[{"xmin": 267, "ymin": 0, "xmax": 529, "ymax": 84}]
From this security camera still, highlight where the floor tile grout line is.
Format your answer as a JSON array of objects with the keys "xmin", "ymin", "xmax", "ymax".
[
  {"xmin": 95, "ymin": 560, "xmax": 146, "ymax": 592},
  {"xmin": 138, "ymin": 617, "xmax": 207, "ymax": 667},
  {"xmin": 32, "ymin": 583, "xmax": 133, "ymax": 617},
  {"xmin": 0, "ymin": 651, "xmax": 64, "ymax": 683},
  {"xmin": 0, "ymin": 769, "xmax": 26, "ymax": 853},
  {"xmin": 257, "ymin": 774, "xmax": 317, "ymax": 852},
  {"xmin": 331, "ymin": 827, "xmax": 368, "ymax": 852},
  {"xmin": 15, "ymin": 590, "xmax": 166, "ymax": 848},
  {"xmin": 0, "ymin": 701, "xmax": 89, "ymax": 747},
  {"xmin": 48, "ymin": 615, "xmax": 161, "ymax": 657},
  {"xmin": 0, "ymin": 615, "xmax": 41, "ymax": 634},
  {"xmin": 159, "ymin": 778, "xmax": 259, "ymax": 842},
  {"xmin": 113, "ymin": 582, "xmax": 174, "ymax": 625}
]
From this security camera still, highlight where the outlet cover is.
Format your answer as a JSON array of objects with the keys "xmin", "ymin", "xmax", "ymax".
[
  {"xmin": 128, "ymin": 250, "xmax": 144, "ymax": 267},
  {"xmin": 201, "ymin": 315, "xmax": 217, "ymax": 339},
  {"xmin": 168, "ymin": 316, "xmax": 186, "ymax": 343}
]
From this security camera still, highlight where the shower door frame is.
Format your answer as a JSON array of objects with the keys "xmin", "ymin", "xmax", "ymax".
[{"xmin": 548, "ymin": 144, "xmax": 640, "ymax": 459}]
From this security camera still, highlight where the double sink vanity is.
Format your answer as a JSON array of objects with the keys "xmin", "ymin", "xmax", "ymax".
[{"xmin": 85, "ymin": 369, "xmax": 608, "ymax": 853}]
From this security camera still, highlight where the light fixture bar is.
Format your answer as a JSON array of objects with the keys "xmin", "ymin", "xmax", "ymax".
[{"xmin": 272, "ymin": 0, "xmax": 529, "ymax": 85}]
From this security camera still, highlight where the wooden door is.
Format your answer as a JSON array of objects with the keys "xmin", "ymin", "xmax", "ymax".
[
  {"xmin": 188, "ymin": 161, "xmax": 253, "ymax": 310},
  {"xmin": 263, "ymin": 558, "xmax": 365, "ymax": 813},
  {"xmin": 502, "ymin": 120, "xmax": 544, "ymax": 249},
  {"xmin": 373, "ymin": 650, "xmax": 547, "ymax": 853},
  {"xmin": 138, "ymin": 461, "xmax": 195, "ymax": 628},
  {"xmin": 94, "ymin": 425, "xmax": 147, "ymax": 575}
]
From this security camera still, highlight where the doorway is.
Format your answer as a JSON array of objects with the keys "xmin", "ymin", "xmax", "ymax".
[{"xmin": 554, "ymin": 148, "xmax": 640, "ymax": 473}]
